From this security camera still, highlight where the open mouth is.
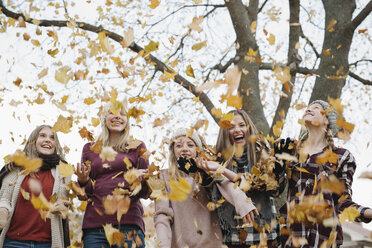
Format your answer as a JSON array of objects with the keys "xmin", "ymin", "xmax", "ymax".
[
  {"xmin": 234, "ymin": 135, "xmax": 244, "ymax": 142},
  {"xmin": 41, "ymin": 144, "xmax": 52, "ymax": 149},
  {"xmin": 111, "ymin": 121, "xmax": 123, "ymax": 126}
]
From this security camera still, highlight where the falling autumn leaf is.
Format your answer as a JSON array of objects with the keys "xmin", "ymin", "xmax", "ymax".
[
  {"xmin": 148, "ymin": 0, "xmax": 160, "ymax": 9},
  {"xmin": 186, "ymin": 65, "xmax": 195, "ymax": 78},
  {"xmin": 55, "ymin": 66, "xmax": 73, "ymax": 84},
  {"xmin": 339, "ymin": 206, "xmax": 360, "ymax": 223},
  {"xmin": 318, "ymin": 174, "xmax": 345, "ymax": 195},
  {"xmin": 168, "ymin": 178, "xmax": 192, "ymax": 201},
  {"xmin": 100, "ymin": 146, "xmax": 118, "ymax": 162},
  {"xmin": 37, "ymin": 68, "xmax": 48, "ymax": 79},
  {"xmin": 315, "ymin": 149, "xmax": 339, "ymax": 165},
  {"xmin": 58, "ymin": 161, "xmax": 75, "ymax": 177},
  {"xmin": 84, "ymin": 97, "xmax": 96, "ymax": 105},
  {"xmin": 12, "ymin": 150, "xmax": 42, "ymax": 174},
  {"xmin": 98, "ymin": 31, "xmax": 114, "ymax": 54},
  {"xmin": 103, "ymin": 224, "xmax": 125, "ymax": 246},
  {"xmin": 192, "ymin": 40, "xmax": 207, "ymax": 51},
  {"xmin": 144, "ymin": 40, "xmax": 159, "ymax": 53},
  {"xmin": 188, "ymin": 16, "xmax": 204, "ymax": 33},
  {"xmin": 120, "ymin": 27, "xmax": 134, "ymax": 48},
  {"xmin": 52, "ymin": 115, "xmax": 73, "ymax": 134}
]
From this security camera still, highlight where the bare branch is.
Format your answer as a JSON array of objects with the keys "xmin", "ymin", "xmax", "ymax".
[
  {"xmin": 300, "ymin": 28, "xmax": 320, "ymax": 58},
  {"xmin": 0, "ymin": 0, "xmax": 220, "ymax": 123},
  {"xmin": 348, "ymin": 72, "xmax": 372, "ymax": 85},
  {"xmin": 350, "ymin": 0, "xmax": 372, "ymax": 31},
  {"xmin": 349, "ymin": 59, "xmax": 372, "ymax": 67},
  {"xmin": 258, "ymin": 0, "xmax": 269, "ymax": 13}
]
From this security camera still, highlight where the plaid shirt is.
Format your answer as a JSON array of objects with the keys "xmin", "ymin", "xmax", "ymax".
[
  {"xmin": 281, "ymin": 147, "xmax": 371, "ymax": 247},
  {"xmin": 215, "ymin": 160, "xmax": 281, "ymax": 246}
]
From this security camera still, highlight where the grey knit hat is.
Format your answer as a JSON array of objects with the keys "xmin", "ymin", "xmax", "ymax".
[
  {"xmin": 309, "ymin": 100, "xmax": 339, "ymax": 137},
  {"xmin": 172, "ymin": 128, "xmax": 203, "ymax": 150}
]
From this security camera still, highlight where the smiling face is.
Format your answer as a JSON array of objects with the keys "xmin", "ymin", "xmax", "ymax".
[
  {"xmin": 105, "ymin": 109, "xmax": 127, "ymax": 134},
  {"xmin": 173, "ymin": 136, "xmax": 198, "ymax": 159},
  {"xmin": 36, "ymin": 127, "xmax": 56, "ymax": 156},
  {"xmin": 303, "ymin": 103, "xmax": 329, "ymax": 128},
  {"xmin": 228, "ymin": 114, "xmax": 248, "ymax": 146}
]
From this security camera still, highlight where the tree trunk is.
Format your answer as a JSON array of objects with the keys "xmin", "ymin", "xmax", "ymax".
[{"xmin": 309, "ymin": 0, "xmax": 356, "ymax": 103}]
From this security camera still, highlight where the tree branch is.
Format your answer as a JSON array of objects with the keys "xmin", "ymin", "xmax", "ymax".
[
  {"xmin": 300, "ymin": 28, "xmax": 320, "ymax": 58},
  {"xmin": 350, "ymin": 0, "xmax": 372, "ymax": 31},
  {"xmin": 0, "ymin": 0, "xmax": 220, "ymax": 123},
  {"xmin": 348, "ymin": 71, "xmax": 372, "ymax": 85}
]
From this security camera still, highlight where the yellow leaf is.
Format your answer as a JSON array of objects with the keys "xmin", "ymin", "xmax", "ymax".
[
  {"xmin": 295, "ymin": 166, "xmax": 311, "ymax": 174},
  {"xmin": 20, "ymin": 188, "xmax": 30, "ymax": 200},
  {"xmin": 323, "ymin": 49, "xmax": 331, "ymax": 56},
  {"xmin": 336, "ymin": 119, "xmax": 355, "ymax": 133},
  {"xmin": 55, "ymin": 66, "xmax": 72, "ymax": 84},
  {"xmin": 77, "ymin": 201, "xmax": 88, "ymax": 211},
  {"xmin": 30, "ymin": 193, "xmax": 53, "ymax": 212},
  {"xmin": 103, "ymin": 224, "xmax": 125, "ymax": 246},
  {"xmin": 315, "ymin": 149, "xmax": 339, "ymax": 165},
  {"xmin": 226, "ymin": 94, "xmax": 242, "ymax": 109},
  {"xmin": 12, "ymin": 150, "xmax": 42, "ymax": 174},
  {"xmin": 339, "ymin": 206, "xmax": 360, "ymax": 223},
  {"xmin": 58, "ymin": 161, "xmax": 74, "ymax": 177},
  {"xmin": 38, "ymin": 68, "xmax": 48, "ymax": 79},
  {"xmin": 319, "ymin": 174, "xmax": 345, "ymax": 195},
  {"xmin": 52, "ymin": 115, "xmax": 73, "ymax": 134},
  {"xmin": 211, "ymin": 108, "xmax": 222, "ymax": 118},
  {"xmin": 188, "ymin": 16, "xmax": 203, "ymax": 33},
  {"xmin": 120, "ymin": 27, "xmax": 134, "ymax": 48},
  {"xmin": 192, "ymin": 40, "xmax": 207, "ymax": 51},
  {"xmin": 126, "ymin": 139, "xmax": 142, "ymax": 150},
  {"xmin": 61, "ymin": 95, "xmax": 68, "ymax": 104},
  {"xmin": 98, "ymin": 31, "xmax": 114, "ymax": 54},
  {"xmin": 250, "ymin": 21, "xmax": 257, "ymax": 34},
  {"xmin": 267, "ymin": 33, "xmax": 275, "ymax": 45},
  {"xmin": 168, "ymin": 178, "xmax": 192, "ymax": 201},
  {"xmin": 144, "ymin": 40, "xmax": 159, "ymax": 53},
  {"xmin": 100, "ymin": 146, "xmax": 118, "ymax": 162},
  {"xmin": 84, "ymin": 97, "xmax": 96, "ymax": 105},
  {"xmin": 103, "ymin": 194, "xmax": 131, "ymax": 222},
  {"xmin": 47, "ymin": 48, "xmax": 59, "ymax": 57},
  {"xmin": 359, "ymin": 171, "xmax": 372, "ymax": 180},
  {"xmin": 91, "ymin": 117, "xmax": 100, "ymax": 127},
  {"xmin": 186, "ymin": 65, "xmax": 195, "ymax": 78},
  {"xmin": 148, "ymin": 0, "xmax": 160, "ymax": 9},
  {"xmin": 326, "ymin": 19, "xmax": 337, "ymax": 31},
  {"xmin": 224, "ymin": 65, "xmax": 241, "ymax": 95},
  {"xmin": 31, "ymin": 39, "xmax": 40, "ymax": 46},
  {"xmin": 164, "ymin": 69, "xmax": 177, "ymax": 79}
]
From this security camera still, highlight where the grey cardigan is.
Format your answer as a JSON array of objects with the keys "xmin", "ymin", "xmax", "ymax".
[{"xmin": 0, "ymin": 168, "xmax": 70, "ymax": 248}]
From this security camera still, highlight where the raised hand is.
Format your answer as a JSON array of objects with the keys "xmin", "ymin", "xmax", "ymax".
[{"xmin": 75, "ymin": 162, "xmax": 91, "ymax": 185}]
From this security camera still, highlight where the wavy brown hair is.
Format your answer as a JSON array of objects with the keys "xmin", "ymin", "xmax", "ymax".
[{"xmin": 216, "ymin": 109, "xmax": 263, "ymax": 166}]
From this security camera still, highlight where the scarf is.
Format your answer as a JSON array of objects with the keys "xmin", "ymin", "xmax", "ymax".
[{"xmin": 0, "ymin": 153, "xmax": 64, "ymax": 189}]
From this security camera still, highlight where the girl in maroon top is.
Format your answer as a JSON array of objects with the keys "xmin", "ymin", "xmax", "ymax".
[
  {"xmin": 275, "ymin": 100, "xmax": 372, "ymax": 247},
  {"xmin": 76, "ymin": 101, "xmax": 149, "ymax": 247},
  {"xmin": 0, "ymin": 125, "xmax": 70, "ymax": 248}
]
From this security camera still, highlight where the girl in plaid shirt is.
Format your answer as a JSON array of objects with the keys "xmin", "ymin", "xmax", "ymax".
[{"xmin": 276, "ymin": 100, "xmax": 372, "ymax": 247}]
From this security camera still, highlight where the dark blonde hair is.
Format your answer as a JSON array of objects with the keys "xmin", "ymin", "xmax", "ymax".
[
  {"xmin": 23, "ymin": 125, "xmax": 65, "ymax": 160},
  {"xmin": 216, "ymin": 109, "xmax": 262, "ymax": 166},
  {"xmin": 96, "ymin": 102, "xmax": 130, "ymax": 152}
]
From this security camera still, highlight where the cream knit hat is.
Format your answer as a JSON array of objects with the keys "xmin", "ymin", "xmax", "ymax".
[
  {"xmin": 172, "ymin": 128, "xmax": 203, "ymax": 150},
  {"xmin": 309, "ymin": 100, "xmax": 339, "ymax": 137}
]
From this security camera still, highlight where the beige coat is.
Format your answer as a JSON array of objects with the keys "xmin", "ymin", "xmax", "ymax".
[
  {"xmin": 154, "ymin": 170, "xmax": 256, "ymax": 248},
  {"xmin": 0, "ymin": 168, "xmax": 69, "ymax": 248}
]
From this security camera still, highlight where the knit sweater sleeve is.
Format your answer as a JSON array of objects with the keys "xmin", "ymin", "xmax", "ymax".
[
  {"xmin": 80, "ymin": 143, "xmax": 94, "ymax": 195},
  {"xmin": 216, "ymin": 176, "xmax": 256, "ymax": 218},
  {"xmin": 153, "ymin": 171, "xmax": 174, "ymax": 248},
  {"xmin": 0, "ymin": 170, "xmax": 18, "ymax": 211},
  {"xmin": 334, "ymin": 149, "xmax": 371, "ymax": 223}
]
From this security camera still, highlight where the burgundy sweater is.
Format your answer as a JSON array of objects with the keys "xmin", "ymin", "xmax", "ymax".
[{"xmin": 80, "ymin": 142, "xmax": 150, "ymax": 232}]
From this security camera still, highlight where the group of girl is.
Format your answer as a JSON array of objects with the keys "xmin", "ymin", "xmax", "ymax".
[{"xmin": 0, "ymin": 99, "xmax": 371, "ymax": 248}]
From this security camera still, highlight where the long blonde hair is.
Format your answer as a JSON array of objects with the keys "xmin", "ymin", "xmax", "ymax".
[
  {"xmin": 216, "ymin": 109, "xmax": 262, "ymax": 166},
  {"xmin": 96, "ymin": 103, "xmax": 130, "ymax": 153},
  {"xmin": 23, "ymin": 125, "xmax": 65, "ymax": 160},
  {"xmin": 168, "ymin": 133, "xmax": 201, "ymax": 180}
]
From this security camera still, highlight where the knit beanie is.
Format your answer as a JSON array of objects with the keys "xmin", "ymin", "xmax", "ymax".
[
  {"xmin": 309, "ymin": 100, "xmax": 339, "ymax": 137},
  {"xmin": 172, "ymin": 128, "xmax": 203, "ymax": 150}
]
